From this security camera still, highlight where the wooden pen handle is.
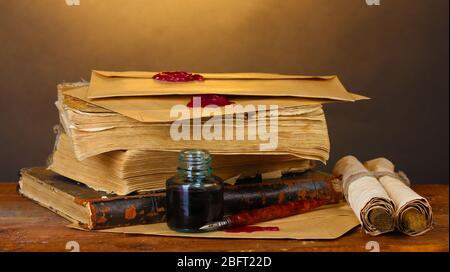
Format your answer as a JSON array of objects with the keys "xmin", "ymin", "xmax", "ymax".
[{"xmin": 228, "ymin": 199, "xmax": 328, "ymax": 227}]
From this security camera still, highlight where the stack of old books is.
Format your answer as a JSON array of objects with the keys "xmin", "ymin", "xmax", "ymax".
[{"xmin": 19, "ymin": 70, "xmax": 365, "ymax": 229}]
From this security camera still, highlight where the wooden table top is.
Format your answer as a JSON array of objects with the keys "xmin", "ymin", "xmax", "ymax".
[{"xmin": 0, "ymin": 183, "xmax": 448, "ymax": 252}]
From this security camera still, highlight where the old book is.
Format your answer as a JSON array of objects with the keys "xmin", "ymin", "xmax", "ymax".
[
  {"xmin": 48, "ymin": 132, "xmax": 315, "ymax": 195},
  {"xmin": 223, "ymin": 170, "xmax": 343, "ymax": 214},
  {"xmin": 19, "ymin": 167, "xmax": 339, "ymax": 230},
  {"xmin": 57, "ymin": 84, "xmax": 331, "ymax": 162},
  {"xmin": 18, "ymin": 167, "xmax": 166, "ymax": 230}
]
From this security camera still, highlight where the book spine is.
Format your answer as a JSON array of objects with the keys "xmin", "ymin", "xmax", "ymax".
[
  {"xmin": 86, "ymin": 195, "xmax": 166, "ymax": 230},
  {"xmin": 76, "ymin": 175, "xmax": 341, "ymax": 229}
]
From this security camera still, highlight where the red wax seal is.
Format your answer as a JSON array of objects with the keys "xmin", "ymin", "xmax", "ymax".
[
  {"xmin": 152, "ymin": 71, "xmax": 204, "ymax": 82},
  {"xmin": 187, "ymin": 94, "xmax": 234, "ymax": 108}
]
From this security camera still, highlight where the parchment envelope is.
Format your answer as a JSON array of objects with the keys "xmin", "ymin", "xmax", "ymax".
[
  {"xmin": 65, "ymin": 86, "xmax": 366, "ymax": 123},
  {"xmin": 69, "ymin": 203, "xmax": 360, "ymax": 240},
  {"xmin": 88, "ymin": 70, "xmax": 358, "ymax": 100},
  {"xmin": 63, "ymin": 71, "xmax": 368, "ymax": 123}
]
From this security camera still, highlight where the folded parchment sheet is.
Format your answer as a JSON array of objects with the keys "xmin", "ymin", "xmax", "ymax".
[
  {"xmin": 88, "ymin": 71, "xmax": 357, "ymax": 100},
  {"xmin": 64, "ymin": 84, "xmax": 368, "ymax": 123},
  {"xmin": 69, "ymin": 203, "xmax": 359, "ymax": 240}
]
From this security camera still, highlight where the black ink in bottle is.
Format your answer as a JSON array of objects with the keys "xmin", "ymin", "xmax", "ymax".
[{"xmin": 166, "ymin": 149, "xmax": 224, "ymax": 232}]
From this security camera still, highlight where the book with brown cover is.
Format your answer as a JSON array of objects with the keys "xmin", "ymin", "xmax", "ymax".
[
  {"xmin": 18, "ymin": 167, "xmax": 342, "ymax": 230},
  {"xmin": 18, "ymin": 167, "xmax": 166, "ymax": 230}
]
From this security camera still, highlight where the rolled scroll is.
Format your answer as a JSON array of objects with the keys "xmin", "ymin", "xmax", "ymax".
[
  {"xmin": 333, "ymin": 156, "xmax": 396, "ymax": 236},
  {"xmin": 364, "ymin": 158, "xmax": 433, "ymax": 236}
]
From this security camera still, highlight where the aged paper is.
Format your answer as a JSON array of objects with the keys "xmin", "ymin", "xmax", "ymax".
[
  {"xmin": 333, "ymin": 156, "xmax": 396, "ymax": 236},
  {"xmin": 364, "ymin": 158, "xmax": 433, "ymax": 236},
  {"xmin": 88, "ymin": 70, "xmax": 357, "ymax": 101},
  {"xmin": 69, "ymin": 203, "xmax": 359, "ymax": 240},
  {"xmin": 63, "ymin": 85, "xmax": 367, "ymax": 123}
]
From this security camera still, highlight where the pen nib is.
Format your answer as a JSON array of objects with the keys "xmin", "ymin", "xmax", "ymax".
[{"xmin": 199, "ymin": 219, "xmax": 230, "ymax": 231}]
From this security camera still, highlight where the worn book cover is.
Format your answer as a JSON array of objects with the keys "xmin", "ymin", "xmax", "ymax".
[
  {"xmin": 18, "ymin": 167, "xmax": 341, "ymax": 230},
  {"xmin": 18, "ymin": 167, "xmax": 166, "ymax": 230}
]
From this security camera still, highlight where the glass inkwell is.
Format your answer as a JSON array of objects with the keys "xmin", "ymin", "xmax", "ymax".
[{"xmin": 166, "ymin": 149, "xmax": 224, "ymax": 232}]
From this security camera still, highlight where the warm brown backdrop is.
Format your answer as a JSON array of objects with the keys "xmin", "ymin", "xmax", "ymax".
[{"xmin": 0, "ymin": 0, "xmax": 448, "ymax": 183}]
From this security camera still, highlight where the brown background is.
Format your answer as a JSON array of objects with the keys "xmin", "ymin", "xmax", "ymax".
[{"xmin": 0, "ymin": 0, "xmax": 448, "ymax": 183}]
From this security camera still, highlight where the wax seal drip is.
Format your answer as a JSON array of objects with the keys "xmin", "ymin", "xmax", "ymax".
[
  {"xmin": 223, "ymin": 226, "xmax": 280, "ymax": 233},
  {"xmin": 187, "ymin": 94, "xmax": 234, "ymax": 108},
  {"xmin": 152, "ymin": 71, "xmax": 204, "ymax": 82}
]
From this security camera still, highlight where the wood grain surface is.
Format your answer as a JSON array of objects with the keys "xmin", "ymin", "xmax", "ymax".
[{"xmin": 0, "ymin": 183, "xmax": 448, "ymax": 252}]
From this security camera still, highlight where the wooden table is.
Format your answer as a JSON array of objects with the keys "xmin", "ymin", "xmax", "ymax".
[{"xmin": 0, "ymin": 183, "xmax": 448, "ymax": 252}]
